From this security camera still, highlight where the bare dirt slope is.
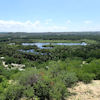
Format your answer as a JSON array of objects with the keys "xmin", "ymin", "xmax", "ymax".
[{"xmin": 68, "ymin": 80, "xmax": 100, "ymax": 100}]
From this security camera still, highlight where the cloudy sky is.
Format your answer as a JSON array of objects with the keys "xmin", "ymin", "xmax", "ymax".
[{"xmin": 0, "ymin": 0, "xmax": 100, "ymax": 32}]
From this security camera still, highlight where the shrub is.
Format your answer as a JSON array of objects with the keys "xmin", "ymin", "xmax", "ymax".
[
  {"xmin": 63, "ymin": 72, "xmax": 78, "ymax": 87},
  {"xmin": 34, "ymin": 80, "xmax": 51, "ymax": 100},
  {"xmin": 82, "ymin": 59, "xmax": 100, "ymax": 80},
  {"xmin": 18, "ymin": 68, "xmax": 40, "ymax": 86},
  {"xmin": 0, "ymin": 76, "xmax": 8, "ymax": 94},
  {"xmin": 77, "ymin": 72, "xmax": 95, "ymax": 83},
  {"xmin": 16, "ymin": 67, "xmax": 69, "ymax": 100},
  {"xmin": 50, "ymin": 81, "xmax": 68, "ymax": 100},
  {"xmin": 4, "ymin": 84, "xmax": 24, "ymax": 100},
  {"xmin": 23, "ymin": 86, "xmax": 35, "ymax": 99}
]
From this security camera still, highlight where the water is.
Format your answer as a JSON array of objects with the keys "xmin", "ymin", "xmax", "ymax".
[
  {"xmin": 21, "ymin": 42, "xmax": 87, "ymax": 55},
  {"xmin": 19, "ymin": 49, "xmax": 48, "ymax": 55},
  {"xmin": 22, "ymin": 43, "xmax": 52, "ymax": 49},
  {"xmin": 22, "ymin": 42, "xmax": 87, "ymax": 49}
]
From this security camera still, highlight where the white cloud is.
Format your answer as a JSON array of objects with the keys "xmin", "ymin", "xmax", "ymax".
[
  {"xmin": 0, "ymin": 19, "xmax": 99, "ymax": 32},
  {"xmin": 84, "ymin": 20, "xmax": 93, "ymax": 24},
  {"xmin": 33, "ymin": 20, "xmax": 41, "ymax": 26},
  {"xmin": 0, "ymin": 20, "xmax": 68, "ymax": 32},
  {"xmin": 45, "ymin": 19, "xmax": 53, "ymax": 25}
]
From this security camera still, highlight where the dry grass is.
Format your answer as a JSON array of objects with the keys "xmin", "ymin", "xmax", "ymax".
[{"xmin": 67, "ymin": 80, "xmax": 100, "ymax": 100}]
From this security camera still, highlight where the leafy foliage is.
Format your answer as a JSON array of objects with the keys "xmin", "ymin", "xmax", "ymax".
[{"xmin": 0, "ymin": 33, "xmax": 100, "ymax": 99}]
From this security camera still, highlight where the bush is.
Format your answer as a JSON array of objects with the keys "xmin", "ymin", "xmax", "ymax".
[
  {"xmin": 77, "ymin": 72, "xmax": 95, "ymax": 83},
  {"xmin": 82, "ymin": 59, "xmax": 100, "ymax": 80},
  {"xmin": 15, "ymin": 68, "xmax": 69, "ymax": 100},
  {"xmin": 4, "ymin": 84, "xmax": 24, "ymax": 100},
  {"xmin": 23, "ymin": 86, "xmax": 35, "ymax": 99},
  {"xmin": 50, "ymin": 81, "xmax": 68, "ymax": 100},
  {"xmin": 34, "ymin": 80, "xmax": 51, "ymax": 100},
  {"xmin": 0, "ymin": 76, "xmax": 8, "ymax": 95},
  {"xmin": 18, "ymin": 68, "xmax": 40, "ymax": 86},
  {"xmin": 63, "ymin": 72, "xmax": 78, "ymax": 87}
]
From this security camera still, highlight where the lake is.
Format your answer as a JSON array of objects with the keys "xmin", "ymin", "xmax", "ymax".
[
  {"xmin": 20, "ymin": 42, "xmax": 87, "ymax": 55},
  {"xmin": 19, "ymin": 49, "xmax": 48, "ymax": 55},
  {"xmin": 22, "ymin": 42, "xmax": 87, "ymax": 49}
]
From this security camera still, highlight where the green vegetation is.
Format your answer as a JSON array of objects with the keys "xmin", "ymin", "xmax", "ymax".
[{"xmin": 0, "ymin": 32, "xmax": 100, "ymax": 99}]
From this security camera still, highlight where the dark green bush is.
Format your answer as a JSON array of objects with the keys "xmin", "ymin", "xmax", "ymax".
[
  {"xmin": 82, "ymin": 59, "xmax": 100, "ymax": 80},
  {"xmin": 77, "ymin": 72, "xmax": 95, "ymax": 83},
  {"xmin": 14, "ymin": 68, "xmax": 69, "ymax": 100},
  {"xmin": 4, "ymin": 84, "xmax": 24, "ymax": 100},
  {"xmin": 63, "ymin": 72, "xmax": 78, "ymax": 87},
  {"xmin": 23, "ymin": 86, "xmax": 35, "ymax": 99},
  {"xmin": 50, "ymin": 81, "xmax": 68, "ymax": 100},
  {"xmin": 34, "ymin": 80, "xmax": 51, "ymax": 100}
]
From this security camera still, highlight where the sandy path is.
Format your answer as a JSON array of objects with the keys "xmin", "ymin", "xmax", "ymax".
[{"xmin": 68, "ymin": 80, "xmax": 100, "ymax": 100}]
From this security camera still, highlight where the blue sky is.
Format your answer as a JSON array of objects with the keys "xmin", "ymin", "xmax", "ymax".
[{"xmin": 0, "ymin": 0, "xmax": 100, "ymax": 32}]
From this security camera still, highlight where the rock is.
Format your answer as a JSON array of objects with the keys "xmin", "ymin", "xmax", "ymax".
[{"xmin": 0, "ymin": 57, "xmax": 5, "ymax": 60}]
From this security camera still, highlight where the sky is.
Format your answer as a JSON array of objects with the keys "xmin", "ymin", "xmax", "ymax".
[{"xmin": 0, "ymin": 0, "xmax": 100, "ymax": 32}]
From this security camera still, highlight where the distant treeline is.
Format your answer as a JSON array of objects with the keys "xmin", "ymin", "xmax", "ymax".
[{"xmin": 0, "ymin": 32, "xmax": 100, "ymax": 42}]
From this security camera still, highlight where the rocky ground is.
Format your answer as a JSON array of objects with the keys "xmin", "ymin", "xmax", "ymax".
[{"xmin": 68, "ymin": 80, "xmax": 100, "ymax": 100}]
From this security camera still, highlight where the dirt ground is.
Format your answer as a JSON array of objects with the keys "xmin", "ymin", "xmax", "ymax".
[{"xmin": 67, "ymin": 80, "xmax": 100, "ymax": 100}]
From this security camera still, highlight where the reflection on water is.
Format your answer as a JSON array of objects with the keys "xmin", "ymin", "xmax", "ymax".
[
  {"xmin": 22, "ymin": 42, "xmax": 87, "ymax": 49},
  {"xmin": 21, "ymin": 42, "xmax": 87, "ymax": 55},
  {"xmin": 19, "ymin": 49, "xmax": 48, "ymax": 55}
]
